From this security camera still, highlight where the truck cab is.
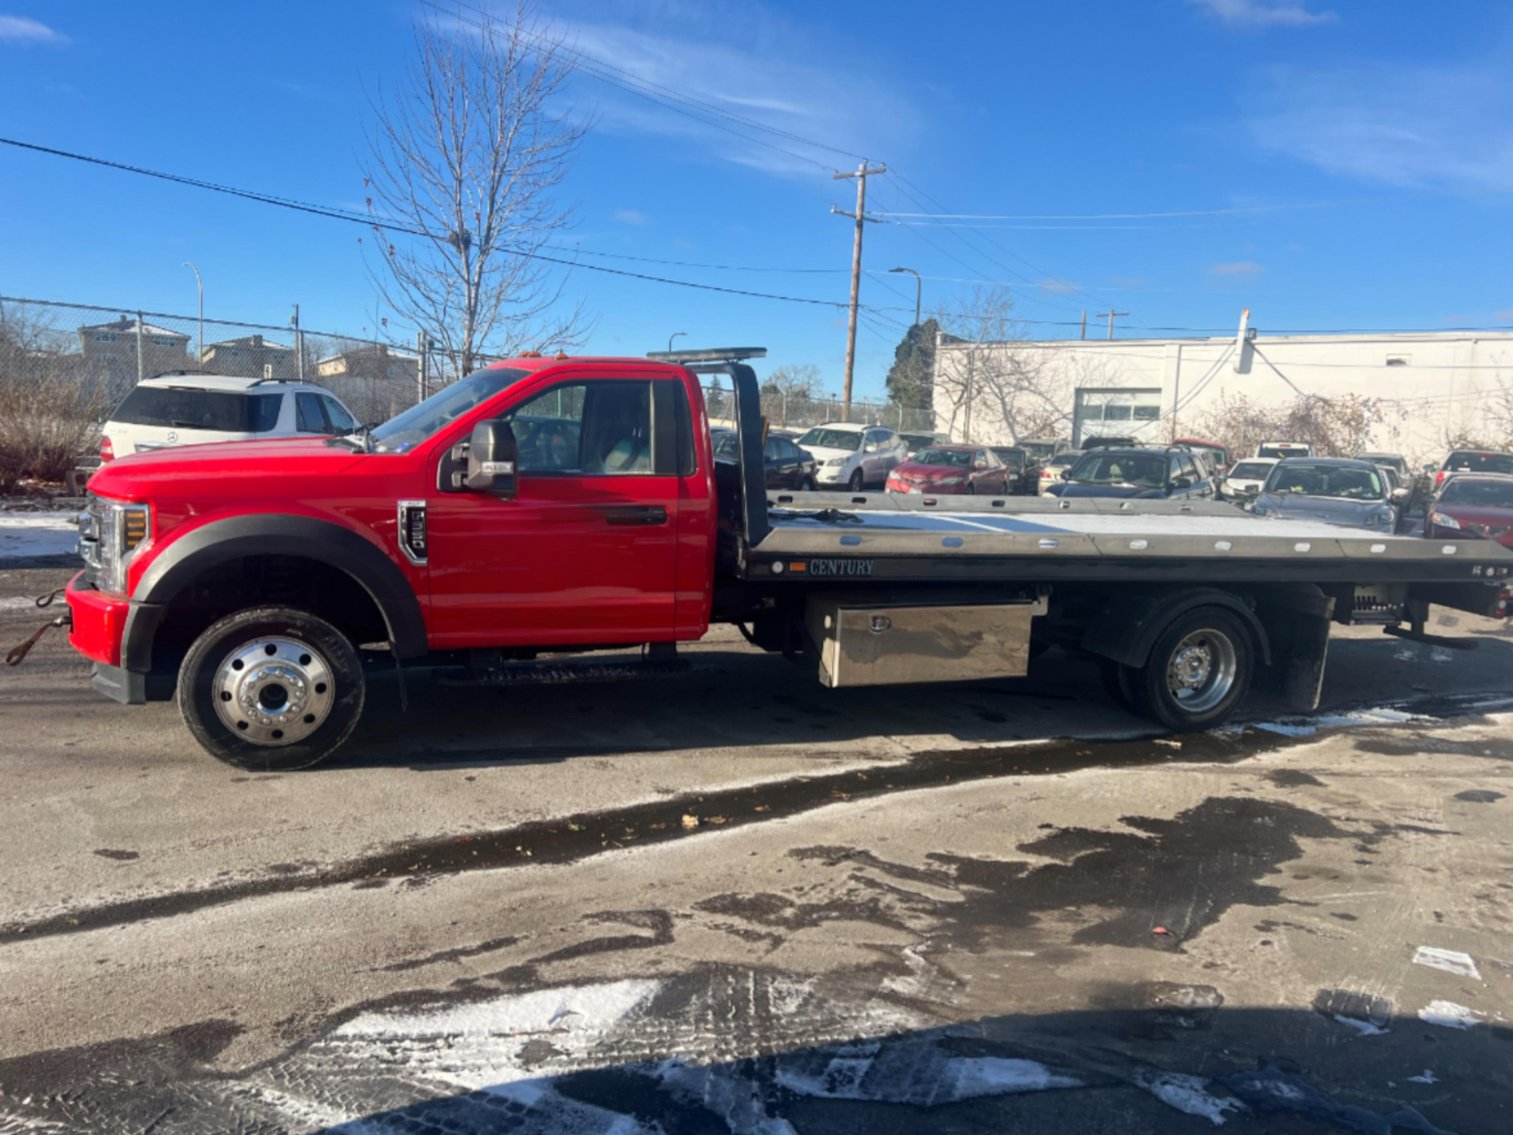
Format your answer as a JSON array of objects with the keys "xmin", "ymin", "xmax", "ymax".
[{"xmin": 68, "ymin": 354, "xmax": 721, "ymax": 768}]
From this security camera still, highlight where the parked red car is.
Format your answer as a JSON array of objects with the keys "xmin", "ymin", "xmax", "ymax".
[
  {"xmin": 885, "ymin": 445, "xmax": 1011, "ymax": 495},
  {"xmin": 1426, "ymin": 475, "xmax": 1513, "ymax": 548}
]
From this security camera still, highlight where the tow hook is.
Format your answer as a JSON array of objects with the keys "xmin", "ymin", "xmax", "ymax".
[{"xmin": 5, "ymin": 589, "xmax": 72, "ymax": 667}]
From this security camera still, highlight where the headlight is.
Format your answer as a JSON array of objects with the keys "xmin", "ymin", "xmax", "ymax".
[
  {"xmin": 82, "ymin": 496, "xmax": 152, "ymax": 595},
  {"xmin": 1250, "ymin": 503, "xmax": 1267, "ymax": 516},
  {"xmin": 824, "ymin": 457, "xmax": 848, "ymax": 467},
  {"xmin": 1429, "ymin": 511, "xmax": 1460, "ymax": 530},
  {"xmin": 1371, "ymin": 509, "xmax": 1395, "ymax": 528}
]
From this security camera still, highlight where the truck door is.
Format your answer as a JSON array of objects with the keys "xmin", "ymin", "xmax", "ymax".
[{"xmin": 424, "ymin": 377, "xmax": 685, "ymax": 649}]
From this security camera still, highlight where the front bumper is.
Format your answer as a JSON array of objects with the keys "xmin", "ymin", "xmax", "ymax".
[{"xmin": 66, "ymin": 571, "xmax": 127, "ymax": 667}]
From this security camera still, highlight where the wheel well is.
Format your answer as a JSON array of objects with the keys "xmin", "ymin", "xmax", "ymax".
[{"xmin": 149, "ymin": 555, "xmax": 391, "ymax": 674}]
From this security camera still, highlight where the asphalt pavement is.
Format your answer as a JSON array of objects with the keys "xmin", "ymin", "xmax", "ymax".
[{"xmin": 1, "ymin": 563, "xmax": 1510, "ymax": 1134}]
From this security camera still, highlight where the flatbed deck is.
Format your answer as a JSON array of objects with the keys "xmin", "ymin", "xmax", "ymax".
[{"xmin": 744, "ymin": 492, "xmax": 1513, "ymax": 584}]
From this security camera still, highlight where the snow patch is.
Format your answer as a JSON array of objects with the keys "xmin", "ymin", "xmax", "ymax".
[
  {"xmin": 1413, "ymin": 946, "xmax": 1481, "ymax": 980},
  {"xmin": 1139, "ymin": 1072, "xmax": 1246, "ymax": 1126},
  {"xmin": 1417, "ymin": 1000, "xmax": 1484, "ymax": 1030},
  {"xmin": 1333, "ymin": 1014, "xmax": 1388, "ymax": 1037},
  {"xmin": 1407, "ymin": 1069, "xmax": 1438, "ymax": 1085},
  {"xmin": 0, "ymin": 511, "xmax": 78, "ymax": 560},
  {"xmin": 775, "ymin": 1041, "xmax": 1081, "ymax": 1104}
]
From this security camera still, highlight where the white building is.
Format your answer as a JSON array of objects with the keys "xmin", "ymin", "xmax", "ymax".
[{"xmin": 933, "ymin": 322, "xmax": 1513, "ymax": 466}]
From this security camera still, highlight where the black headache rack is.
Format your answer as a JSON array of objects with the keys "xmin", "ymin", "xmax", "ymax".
[{"xmin": 647, "ymin": 347, "xmax": 772, "ymax": 546}]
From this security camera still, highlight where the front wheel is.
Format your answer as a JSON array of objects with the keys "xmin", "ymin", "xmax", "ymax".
[
  {"xmin": 848, "ymin": 469, "xmax": 865, "ymax": 492},
  {"xmin": 177, "ymin": 606, "xmax": 366, "ymax": 770},
  {"xmin": 1131, "ymin": 607, "xmax": 1253, "ymax": 731},
  {"xmin": 802, "ymin": 476, "xmax": 817, "ymax": 492}
]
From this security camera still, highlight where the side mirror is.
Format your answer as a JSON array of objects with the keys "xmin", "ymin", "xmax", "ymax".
[
  {"xmin": 1060, "ymin": 468, "xmax": 1071, "ymax": 480},
  {"xmin": 1391, "ymin": 486, "xmax": 1409, "ymax": 503},
  {"xmin": 1172, "ymin": 476, "xmax": 1193, "ymax": 489},
  {"xmin": 464, "ymin": 419, "xmax": 518, "ymax": 496}
]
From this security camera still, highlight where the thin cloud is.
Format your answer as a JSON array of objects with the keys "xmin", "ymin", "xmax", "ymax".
[
  {"xmin": 612, "ymin": 208, "xmax": 650, "ymax": 226},
  {"xmin": 1494, "ymin": 309, "xmax": 1513, "ymax": 322},
  {"xmin": 0, "ymin": 14, "xmax": 68, "ymax": 45},
  {"xmin": 1211, "ymin": 260, "xmax": 1263, "ymax": 278},
  {"xmin": 544, "ymin": 15, "xmax": 919, "ymax": 180},
  {"xmin": 1191, "ymin": 0, "xmax": 1337, "ymax": 29},
  {"xmin": 1248, "ymin": 61, "xmax": 1513, "ymax": 192}
]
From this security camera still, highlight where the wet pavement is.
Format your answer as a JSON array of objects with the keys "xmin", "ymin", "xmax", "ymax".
[{"xmin": 1, "ymin": 566, "xmax": 1511, "ymax": 1133}]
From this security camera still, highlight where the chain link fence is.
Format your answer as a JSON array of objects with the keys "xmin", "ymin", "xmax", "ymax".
[{"xmin": 701, "ymin": 381, "xmax": 934, "ymax": 435}]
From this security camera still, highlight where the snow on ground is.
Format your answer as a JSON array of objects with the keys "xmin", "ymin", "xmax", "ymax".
[{"xmin": 0, "ymin": 511, "xmax": 79, "ymax": 561}]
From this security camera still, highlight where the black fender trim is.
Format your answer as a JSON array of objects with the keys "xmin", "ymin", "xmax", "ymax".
[
  {"xmin": 129, "ymin": 515, "xmax": 428, "ymax": 663},
  {"xmin": 1080, "ymin": 586, "xmax": 1272, "ymax": 670}
]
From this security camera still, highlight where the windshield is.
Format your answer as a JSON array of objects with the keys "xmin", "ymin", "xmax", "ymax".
[
  {"xmin": 796, "ymin": 427, "xmax": 861, "ymax": 451},
  {"xmin": 1440, "ymin": 478, "xmax": 1513, "ymax": 508},
  {"xmin": 991, "ymin": 447, "xmax": 1025, "ymax": 469},
  {"xmin": 899, "ymin": 433, "xmax": 935, "ymax": 449},
  {"xmin": 1069, "ymin": 452, "xmax": 1166, "ymax": 487},
  {"xmin": 711, "ymin": 431, "xmax": 739, "ymax": 459},
  {"xmin": 912, "ymin": 448, "xmax": 972, "ymax": 467},
  {"xmin": 1229, "ymin": 461, "xmax": 1273, "ymax": 480},
  {"xmin": 1264, "ymin": 463, "xmax": 1384, "ymax": 500},
  {"xmin": 1445, "ymin": 452, "xmax": 1513, "ymax": 475},
  {"xmin": 1258, "ymin": 443, "xmax": 1309, "ymax": 459},
  {"xmin": 370, "ymin": 366, "xmax": 531, "ymax": 453},
  {"xmin": 110, "ymin": 387, "xmax": 282, "ymax": 433}
]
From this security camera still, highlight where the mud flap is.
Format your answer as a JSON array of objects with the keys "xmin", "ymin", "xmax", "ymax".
[{"xmin": 1254, "ymin": 588, "xmax": 1335, "ymax": 712}]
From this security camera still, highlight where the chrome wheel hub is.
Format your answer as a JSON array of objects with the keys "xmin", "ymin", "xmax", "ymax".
[
  {"xmin": 212, "ymin": 636, "xmax": 334, "ymax": 746},
  {"xmin": 1165, "ymin": 629, "xmax": 1237, "ymax": 713}
]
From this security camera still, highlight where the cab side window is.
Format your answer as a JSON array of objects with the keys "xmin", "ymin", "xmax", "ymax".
[
  {"xmin": 295, "ymin": 392, "xmax": 329, "ymax": 433},
  {"xmin": 504, "ymin": 381, "xmax": 653, "ymax": 475}
]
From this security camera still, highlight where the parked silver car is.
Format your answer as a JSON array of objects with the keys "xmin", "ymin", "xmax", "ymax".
[{"xmin": 1249, "ymin": 457, "xmax": 1403, "ymax": 532}]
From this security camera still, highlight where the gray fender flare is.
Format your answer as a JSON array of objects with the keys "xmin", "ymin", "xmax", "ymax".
[{"xmin": 123, "ymin": 514, "xmax": 427, "ymax": 671}]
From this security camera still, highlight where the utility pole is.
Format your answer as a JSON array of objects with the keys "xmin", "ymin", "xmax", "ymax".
[
  {"xmin": 291, "ymin": 304, "xmax": 304, "ymax": 381},
  {"xmin": 182, "ymin": 262, "xmax": 203, "ymax": 364},
  {"xmin": 832, "ymin": 161, "xmax": 886, "ymax": 419},
  {"xmin": 1096, "ymin": 309, "xmax": 1129, "ymax": 340},
  {"xmin": 1079, "ymin": 310, "xmax": 1087, "ymax": 340}
]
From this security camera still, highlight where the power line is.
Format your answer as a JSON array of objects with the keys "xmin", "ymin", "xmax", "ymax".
[{"xmin": 0, "ymin": 135, "xmax": 891, "ymax": 313}]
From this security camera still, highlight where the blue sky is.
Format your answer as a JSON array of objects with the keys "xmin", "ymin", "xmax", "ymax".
[{"xmin": 2, "ymin": 0, "xmax": 1511, "ymax": 400}]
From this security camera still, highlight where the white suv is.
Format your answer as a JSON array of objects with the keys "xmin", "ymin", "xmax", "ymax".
[
  {"xmin": 100, "ymin": 374, "xmax": 360, "ymax": 461},
  {"xmin": 795, "ymin": 422, "xmax": 908, "ymax": 491}
]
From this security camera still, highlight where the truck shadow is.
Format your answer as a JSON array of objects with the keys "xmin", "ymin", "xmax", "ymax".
[{"xmin": 335, "ymin": 632, "xmax": 1513, "ymax": 772}]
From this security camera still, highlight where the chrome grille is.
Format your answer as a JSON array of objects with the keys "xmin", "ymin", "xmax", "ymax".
[{"xmin": 76, "ymin": 496, "xmax": 103, "ymax": 580}]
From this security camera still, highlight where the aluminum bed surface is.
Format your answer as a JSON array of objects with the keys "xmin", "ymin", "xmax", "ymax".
[{"xmin": 744, "ymin": 493, "xmax": 1513, "ymax": 583}]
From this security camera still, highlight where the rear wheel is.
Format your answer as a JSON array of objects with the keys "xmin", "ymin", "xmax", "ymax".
[
  {"xmin": 177, "ymin": 606, "xmax": 366, "ymax": 770},
  {"xmin": 1131, "ymin": 607, "xmax": 1253, "ymax": 731}
]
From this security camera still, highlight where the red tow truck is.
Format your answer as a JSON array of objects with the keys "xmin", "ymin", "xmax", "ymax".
[{"xmin": 64, "ymin": 348, "xmax": 1512, "ymax": 770}]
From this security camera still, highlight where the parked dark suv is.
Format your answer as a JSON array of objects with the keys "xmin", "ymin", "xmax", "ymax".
[{"xmin": 1045, "ymin": 447, "xmax": 1216, "ymax": 500}]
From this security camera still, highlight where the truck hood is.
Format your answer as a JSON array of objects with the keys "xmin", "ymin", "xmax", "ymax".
[
  {"xmin": 1255, "ymin": 492, "xmax": 1390, "ymax": 527},
  {"xmin": 803, "ymin": 445, "xmax": 860, "ymax": 464},
  {"xmin": 1049, "ymin": 482, "xmax": 1160, "ymax": 499},
  {"xmin": 88, "ymin": 436, "xmax": 369, "ymax": 499}
]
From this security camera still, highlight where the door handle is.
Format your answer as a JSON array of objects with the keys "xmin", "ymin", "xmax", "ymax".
[{"xmin": 603, "ymin": 505, "xmax": 668, "ymax": 525}]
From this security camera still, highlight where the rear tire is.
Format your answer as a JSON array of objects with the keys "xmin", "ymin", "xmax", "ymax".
[
  {"xmin": 177, "ymin": 606, "xmax": 366, "ymax": 771},
  {"xmin": 1131, "ymin": 607, "xmax": 1253, "ymax": 731}
]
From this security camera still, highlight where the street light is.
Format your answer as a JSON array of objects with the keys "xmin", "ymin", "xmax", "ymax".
[
  {"xmin": 182, "ymin": 261, "xmax": 203, "ymax": 364},
  {"xmin": 667, "ymin": 330, "xmax": 687, "ymax": 353},
  {"xmin": 889, "ymin": 266, "xmax": 921, "ymax": 327}
]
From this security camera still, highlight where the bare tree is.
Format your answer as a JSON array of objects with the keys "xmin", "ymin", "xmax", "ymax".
[
  {"xmin": 933, "ymin": 288, "xmax": 1074, "ymax": 443},
  {"xmin": 363, "ymin": 2, "xmax": 588, "ymax": 379},
  {"xmin": 1190, "ymin": 391, "xmax": 1401, "ymax": 462},
  {"xmin": 0, "ymin": 306, "xmax": 108, "ymax": 492},
  {"xmin": 760, "ymin": 363, "xmax": 821, "ymax": 427}
]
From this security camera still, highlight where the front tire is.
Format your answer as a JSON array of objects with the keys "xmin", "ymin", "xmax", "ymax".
[
  {"xmin": 1131, "ymin": 607, "xmax": 1253, "ymax": 731},
  {"xmin": 848, "ymin": 469, "xmax": 865, "ymax": 493},
  {"xmin": 177, "ymin": 606, "xmax": 366, "ymax": 770}
]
